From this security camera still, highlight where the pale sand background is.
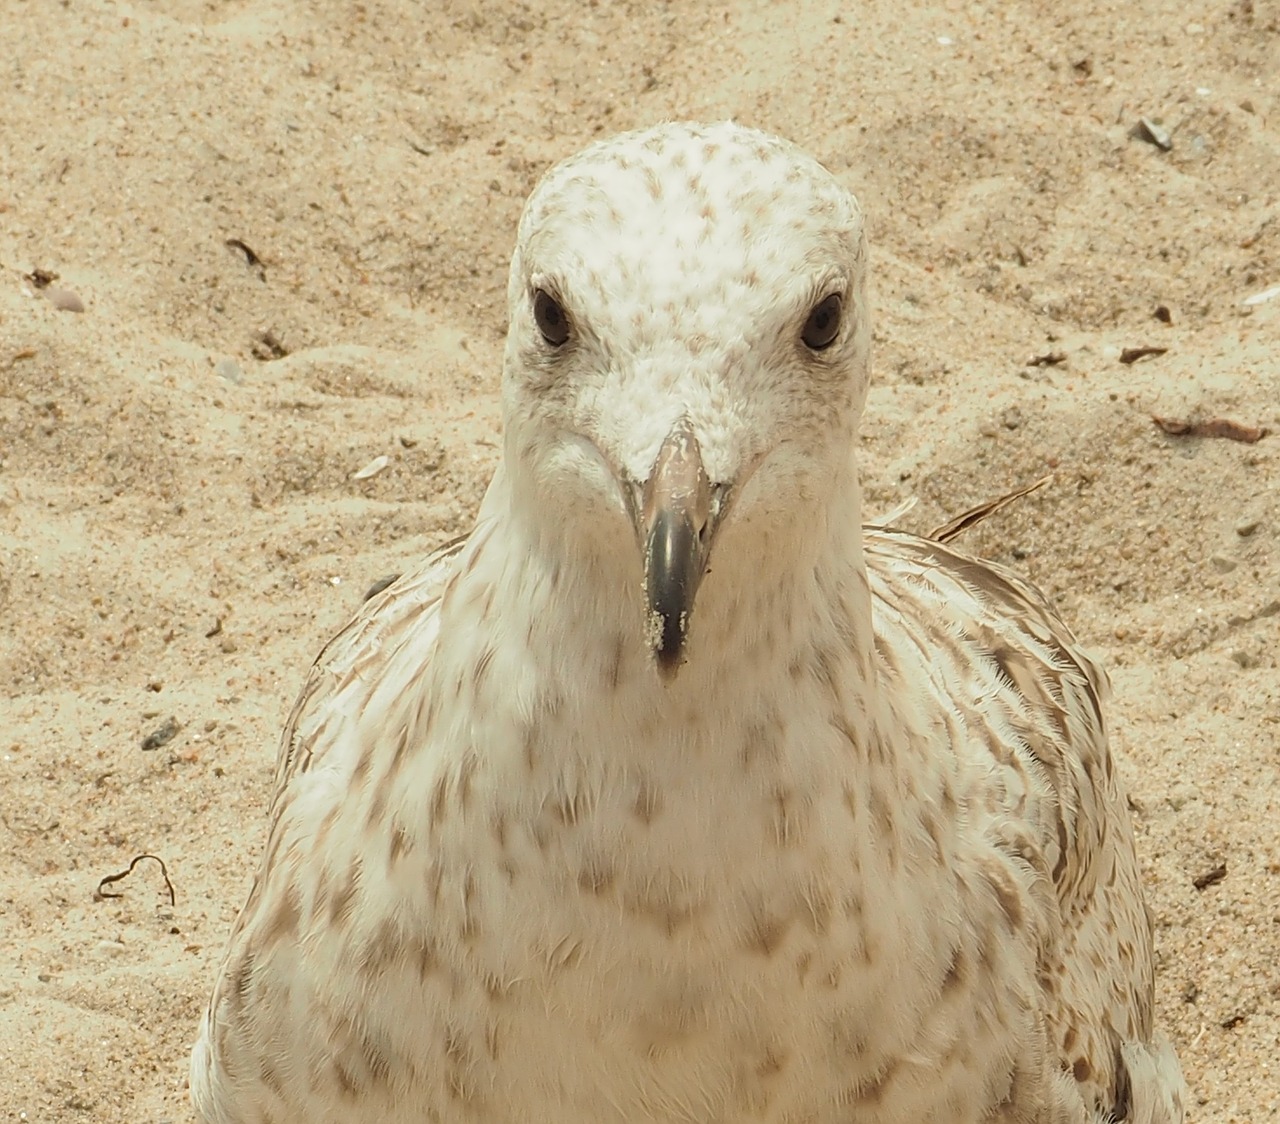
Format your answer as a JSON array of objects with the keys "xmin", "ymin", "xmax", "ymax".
[{"xmin": 2, "ymin": 0, "xmax": 1278, "ymax": 1119}]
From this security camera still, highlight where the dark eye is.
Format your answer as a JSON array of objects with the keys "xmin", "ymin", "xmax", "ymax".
[
  {"xmin": 533, "ymin": 288, "xmax": 570, "ymax": 347},
  {"xmin": 801, "ymin": 293, "xmax": 842, "ymax": 351}
]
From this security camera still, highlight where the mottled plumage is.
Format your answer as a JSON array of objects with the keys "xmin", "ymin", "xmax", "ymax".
[{"xmin": 192, "ymin": 121, "xmax": 1184, "ymax": 1124}]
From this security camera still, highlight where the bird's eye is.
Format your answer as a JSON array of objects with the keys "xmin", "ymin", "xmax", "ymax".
[
  {"xmin": 801, "ymin": 293, "xmax": 842, "ymax": 351},
  {"xmin": 533, "ymin": 288, "xmax": 571, "ymax": 347}
]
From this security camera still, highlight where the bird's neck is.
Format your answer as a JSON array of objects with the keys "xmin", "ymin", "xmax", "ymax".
[
  {"xmin": 394, "ymin": 467, "xmax": 946, "ymax": 917},
  {"xmin": 428, "ymin": 466, "xmax": 893, "ymax": 778}
]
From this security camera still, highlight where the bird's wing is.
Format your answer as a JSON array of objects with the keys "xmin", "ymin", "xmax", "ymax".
[
  {"xmin": 192, "ymin": 528, "xmax": 480, "ymax": 1120},
  {"xmin": 864, "ymin": 526, "xmax": 1116, "ymax": 913},
  {"xmin": 863, "ymin": 527, "xmax": 1156, "ymax": 1111},
  {"xmin": 270, "ymin": 531, "xmax": 471, "ymax": 811}
]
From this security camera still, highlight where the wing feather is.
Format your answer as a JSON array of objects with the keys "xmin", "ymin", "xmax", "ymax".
[
  {"xmin": 271, "ymin": 533, "xmax": 470, "ymax": 810},
  {"xmin": 864, "ymin": 527, "xmax": 1154, "ymax": 1110}
]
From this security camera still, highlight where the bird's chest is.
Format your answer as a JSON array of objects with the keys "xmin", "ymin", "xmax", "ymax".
[{"xmin": 360, "ymin": 739, "xmax": 998, "ymax": 1124}]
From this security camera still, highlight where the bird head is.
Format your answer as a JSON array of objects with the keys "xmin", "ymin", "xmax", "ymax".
[{"xmin": 500, "ymin": 121, "xmax": 871, "ymax": 679}]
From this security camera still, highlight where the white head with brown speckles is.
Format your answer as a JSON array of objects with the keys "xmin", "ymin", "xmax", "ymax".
[{"xmin": 499, "ymin": 121, "xmax": 871, "ymax": 676}]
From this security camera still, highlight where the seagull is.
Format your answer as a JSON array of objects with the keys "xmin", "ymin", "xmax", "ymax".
[{"xmin": 191, "ymin": 121, "xmax": 1185, "ymax": 1124}]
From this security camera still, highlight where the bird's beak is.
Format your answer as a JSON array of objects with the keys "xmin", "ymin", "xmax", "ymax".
[{"xmin": 634, "ymin": 420, "xmax": 722, "ymax": 680}]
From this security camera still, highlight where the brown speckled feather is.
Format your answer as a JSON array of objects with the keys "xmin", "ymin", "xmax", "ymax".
[
  {"xmin": 866, "ymin": 528, "xmax": 1155, "ymax": 1112},
  {"xmin": 273, "ymin": 533, "xmax": 470, "ymax": 798}
]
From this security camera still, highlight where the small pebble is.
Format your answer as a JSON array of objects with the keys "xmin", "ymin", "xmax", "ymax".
[
  {"xmin": 1209, "ymin": 553, "xmax": 1238, "ymax": 574},
  {"xmin": 1000, "ymin": 405, "xmax": 1024, "ymax": 430},
  {"xmin": 215, "ymin": 358, "xmax": 244, "ymax": 384},
  {"xmin": 44, "ymin": 287, "xmax": 85, "ymax": 312},
  {"xmin": 351, "ymin": 454, "xmax": 390, "ymax": 480},
  {"xmin": 1235, "ymin": 518, "xmax": 1260, "ymax": 537},
  {"xmin": 93, "ymin": 940, "xmax": 127, "ymax": 958},
  {"xmin": 1132, "ymin": 117, "xmax": 1173, "ymax": 152},
  {"xmin": 141, "ymin": 716, "xmax": 180, "ymax": 751},
  {"xmin": 1243, "ymin": 284, "xmax": 1280, "ymax": 307}
]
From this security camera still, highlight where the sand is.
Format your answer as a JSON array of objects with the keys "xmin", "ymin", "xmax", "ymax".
[{"xmin": 1, "ymin": 0, "xmax": 1277, "ymax": 1119}]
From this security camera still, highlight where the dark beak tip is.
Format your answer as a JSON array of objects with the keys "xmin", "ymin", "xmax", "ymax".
[
  {"xmin": 644, "ymin": 603, "xmax": 687, "ymax": 681},
  {"xmin": 653, "ymin": 641, "xmax": 686, "ymax": 682}
]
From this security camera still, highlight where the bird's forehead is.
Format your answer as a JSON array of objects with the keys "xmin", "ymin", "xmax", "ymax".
[{"xmin": 515, "ymin": 123, "xmax": 864, "ymax": 325}]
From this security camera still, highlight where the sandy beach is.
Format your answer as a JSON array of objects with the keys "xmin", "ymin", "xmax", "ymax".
[{"xmin": 1, "ymin": 0, "xmax": 1278, "ymax": 1118}]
